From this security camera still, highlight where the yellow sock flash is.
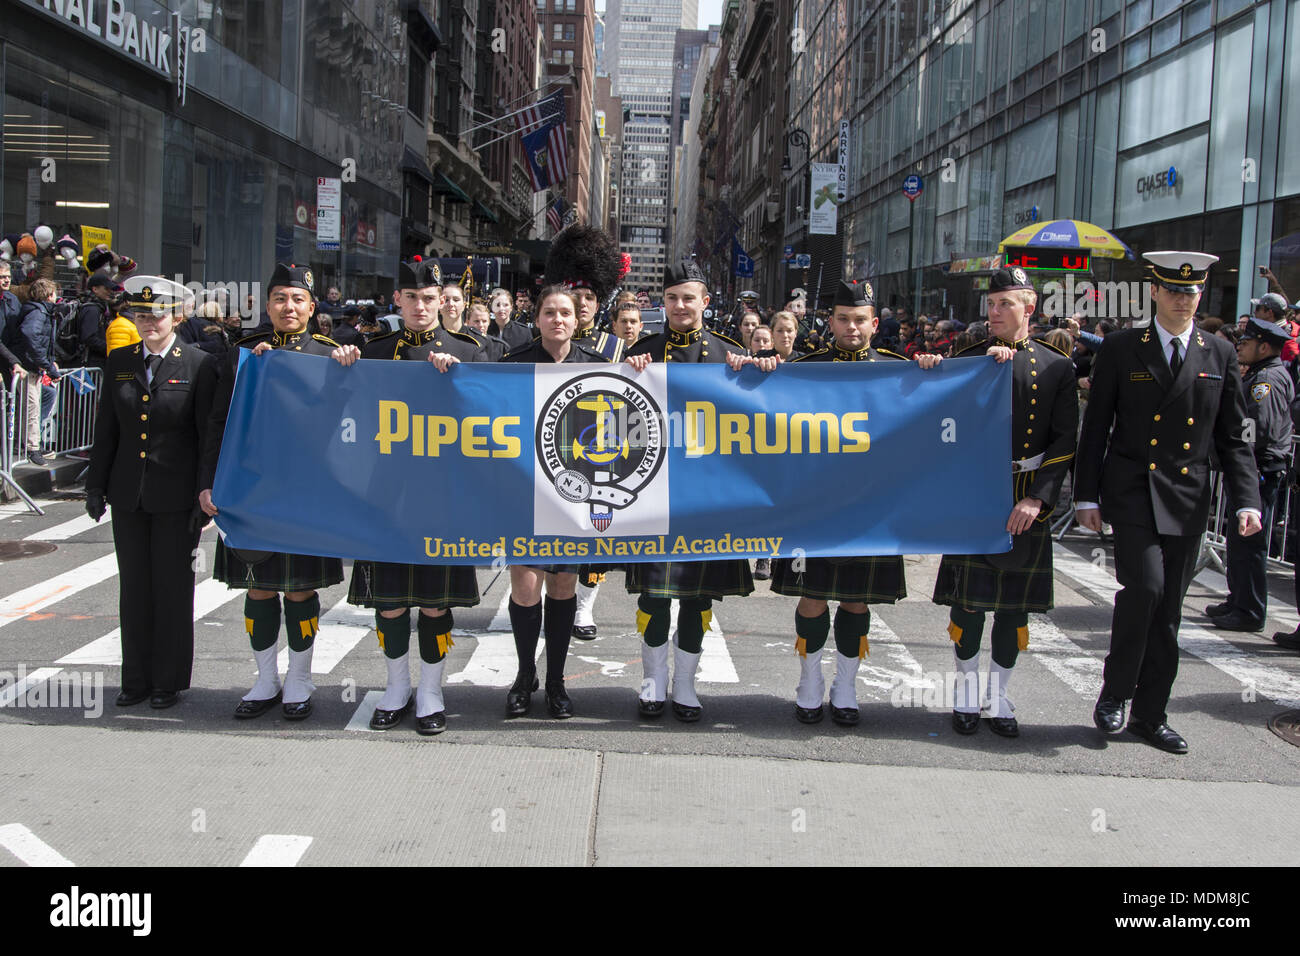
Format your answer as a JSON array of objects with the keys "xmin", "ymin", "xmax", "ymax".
[
  {"xmin": 947, "ymin": 621, "xmax": 963, "ymax": 645},
  {"xmin": 636, "ymin": 608, "xmax": 652, "ymax": 636}
]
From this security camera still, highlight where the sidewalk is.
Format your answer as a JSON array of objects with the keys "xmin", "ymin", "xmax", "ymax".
[
  {"xmin": 2, "ymin": 723, "xmax": 1296, "ymax": 866},
  {"xmin": 0, "ymin": 455, "xmax": 88, "ymax": 505}
]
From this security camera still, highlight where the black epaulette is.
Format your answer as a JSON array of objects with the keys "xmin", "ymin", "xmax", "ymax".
[
  {"xmin": 446, "ymin": 329, "xmax": 482, "ymax": 347},
  {"xmin": 367, "ymin": 329, "xmax": 400, "ymax": 345},
  {"xmin": 312, "ymin": 333, "xmax": 340, "ymax": 348},
  {"xmin": 1031, "ymin": 335, "xmax": 1072, "ymax": 358},
  {"xmin": 876, "ymin": 348, "xmax": 908, "ymax": 361},
  {"xmin": 573, "ymin": 340, "xmax": 611, "ymax": 362},
  {"xmin": 503, "ymin": 342, "xmax": 534, "ymax": 361},
  {"xmin": 953, "ymin": 340, "xmax": 989, "ymax": 358},
  {"xmin": 791, "ymin": 349, "xmax": 828, "ymax": 363},
  {"xmin": 709, "ymin": 331, "xmax": 743, "ymax": 349},
  {"xmin": 233, "ymin": 331, "xmax": 270, "ymax": 348}
]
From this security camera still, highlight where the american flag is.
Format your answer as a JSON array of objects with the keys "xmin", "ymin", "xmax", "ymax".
[
  {"xmin": 547, "ymin": 197, "xmax": 567, "ymax": 235},
  {"xmin": 522, "ymin": 119, "xmax": 570, "ymax": 191},
  {"xmin": 518, "ymin": 91, "xmax": 565, "ymax": 134}
]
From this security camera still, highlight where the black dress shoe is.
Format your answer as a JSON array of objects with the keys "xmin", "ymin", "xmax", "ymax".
[
  {"xmin": 506, "ymin": 673, "xmax": 538, "ymax": 718},
  {"xmin": 753, "ymin": 558, "xmax": 771, "ymax": 581},
  {"xmin": 671, "ymin": 701, "xmax": 702, "ymax": 722},
  {"xmin": 638, "ymin": 698, "xmax": 665, "ymax": 718},
  {"xmin": 416, "ymin": 712, "xmax": 447, "ymax": 736},
  {"xmin": 1126, "ymin": 718, "xmax": 1188, "ymax": 754},
  {"xmin": 115, "ymin": 689, "xmax": 149, "ymax": 707},
  {"xmin": 571, "ymin": 624, "xmax": 598, "ymax": 641},
  {"xmin": 794, "ymin": 703, "xmax": 824, "ymax": 724},
  {"xmin": 369, "ymin": 693, "xmax": 412, "ymax": 730},
  {"xmin": 282, "ymin": 698, "xmax": 313, "ymax": 721},
  {"xmin": 1204, "ymin": 601, "xmax": 1235, "ymax": 618},
  {"xmin": 830, "ymin": 705, "xmax": 860, "ymax": 727},
  {"xmin": 1212, "ymin": 609, "xmax": 1265, "ymax": 632},
  {"xmin": 986, "ymin": 716, "xmax": 1019, "ymax": 737},
  {"xmin": 1093, "ymin": 694, "xmax": 1126, "ymax": 735},
  {"xmin": 545, "ymin": 681, "xmax": 574, "ymax": 719},
  {"xmin": 234, "ymin": 691, "xmax": 282, "ymax": 719},
  {"xmin": 149, "ymin": 690, "xmax": 179, "ymax": 709},
  {"xmin": 952, "ymin": 711, "xmax": 979, "ymax": 735},
  {"xmin": 1273, "ymin": 628, "xmax": 1300, "ymax": 650}
]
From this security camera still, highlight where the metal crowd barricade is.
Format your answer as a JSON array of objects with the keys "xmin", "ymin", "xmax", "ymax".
[
  {"xmin": 1, "ymin": 378, "xmax": 45, "ymax": 514},
  {"xmin": 0, "ymin": 367, "xmax": 103, "ymax": 512},
  {"xmin": 1199, "ymin": 435, "xmax": 1299, "ymax": 572}
]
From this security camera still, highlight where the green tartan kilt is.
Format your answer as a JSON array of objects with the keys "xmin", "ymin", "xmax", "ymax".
[
  {"xmin": 624, "ymin": 560, "xmax": 754, "ymax": 599},
  {"xmin": 932, "ymin": 519, "xmax": 1054, "ymax": 612},
  {"xmin": 347, "ymin": 560, "xmax": 481, "ymax": 611},
  {"xmin": 214, "ymin": 539, "xmax": 343, "ymax": 592},
  {"xmin": 770, "ymin": 556, "xmax": 906, "ymax": 603}
]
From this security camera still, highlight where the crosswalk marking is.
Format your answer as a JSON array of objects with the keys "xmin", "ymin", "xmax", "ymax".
[
  {"xmin": 239, "ymin": 834, "xmax": 313, "ymax": 867},
  {"xmin": 276, "ymin": 600, "xmax": 375, "ymax": 676},
  {"xmin": 857, "ymin": 614, "xmax": 933, "ymax": 696},
  {"xmin": 58, "ymin": 578, "xmax": 241, "ymax": 666},
  {"xmin": 1053, "ymin": 542, "xmax": 1300, "ymax": 706},
  {"xmin": 448, "ymin": 634, "xmax": 541, "ymax": 686},
  {"xmin": 1027, "ymin": 615, "xmax": 1104, "ymax": 698},
  {"xmin": 23, "ymin": 513, "xmax": 101, "ymax": 542},
  {"xmin": 0, "ymin": 667, "xmax": 63, "ymax": 708},
  {"xmin": 0, "ymin": 823, "xmax": 74, "ymax": 867},
  {"xmin": 0, "ymin": 553, "xmax": 118, "ymax": 629},
  {"xmin": 345, "ymin": 690, "xmax": 386, "ymax": 732},
  {"xmin": 682, "ymin": 600, "xmax": 739, "ymax": 683}
]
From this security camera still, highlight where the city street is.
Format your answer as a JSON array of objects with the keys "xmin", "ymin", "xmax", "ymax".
[{"xmin": 1, "ymin": 496, "xmax": 1297, "ymax": 867}]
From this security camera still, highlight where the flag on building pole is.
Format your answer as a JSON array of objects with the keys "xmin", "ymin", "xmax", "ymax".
[
  {"xmin": 518, "ymin": 91, "xmax": 566, "ymax": 134},
  {"xmin": 522, "ymin": 119, "xmax": 570, "ymax": 192},
  {"xmin": 732, "ymin": 238, "xmax": 755, "ymax": 278},
  {"xmin": 546, "ymin": 196, "xmax": 568, "ymax": 235}
]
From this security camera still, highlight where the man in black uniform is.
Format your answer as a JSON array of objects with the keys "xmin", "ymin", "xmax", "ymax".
[
  {"xmin": 1207, "ymin": 316, "xmax": 1294, "ymax": 632},
  {"xmin": 771, "ymin": 280, "xmax": 931, "ymax": 725},
  {"xmin": 1078, "ymin": 251, "xmax": 1261, "ymax": 753},
  {"xmin": 86, "ymin": 276, "xmax": 219, "ymax": 708},
  {"xmin": 199, "ymin": 263, "xmax": 353, "ymax": 722},
  {"xmin": 622, "ymin": 259, "xmax": 778, "ymax": 721},
  {"xmin": 349, "ymin": 259, "xmax": 482, "ymax": 735},
  {"xmin": 931, "ymin": 267, "xmax": 1078, "ymax": 737}
]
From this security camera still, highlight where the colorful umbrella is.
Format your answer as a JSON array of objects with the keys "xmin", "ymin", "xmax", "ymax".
[{"xmin": 998, "ymin": 219, "xmax": 1134, "ymax": 260}]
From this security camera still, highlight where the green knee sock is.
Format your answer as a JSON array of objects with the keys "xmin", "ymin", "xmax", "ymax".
[
  {"xmin": 284, "ymin": 594, "xmax": 320, "ymax": 652},
  {"xmin": 637, "ymin": 595, "xmax": 671, "ymax": 648},
  {"xmin": 794, "ymin": 608, "xmax": 830, "ymax": 655},
  {"xmin": 990, "ymin": 612, "xmax": 1028, "ymax": 668},
  {"xmin": 417, "ymin": 610, "xmax": 454, "ymax": 664},
  {"xmin": 676, "ymin": 598, "xmax": 711, "ymax": 654},
  {"xmin": 244, "ymin": 594, "xmax": 282, "ymax": 652},
  {"xmin": 833, "ymin": 607, "xmax": 871, "ymax": 658},
  {"xmin": 376, "ymin": 608, "xmax": 412, "ymax": 659},
  {"xmin": 948, "ymin": 607, "xmax": 986, "ymax": 660}
]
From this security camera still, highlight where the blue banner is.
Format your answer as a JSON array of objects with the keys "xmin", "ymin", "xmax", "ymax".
[
  {"xmin": 732, "ymin": 238, "xmax": 754, "ymax": 278},
  {"xmin": 212, "ymin": 352, "xmax": 1013, "ymax": 565}
]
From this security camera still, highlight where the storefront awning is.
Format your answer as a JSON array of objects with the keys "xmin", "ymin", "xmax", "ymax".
[
  {"xmin": 434, "ymin": 173, "xmax": 470, "ymax": 204},
  {"xmin": 400, "ymin": 147, "xmax": 434, "ymax": 185},
  {"xmin": 473, "ymin": 201, "xmax": 499, "ymax": 224}
]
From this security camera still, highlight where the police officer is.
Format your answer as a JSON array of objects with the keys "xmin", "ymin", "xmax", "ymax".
[
  {"xmin": 350, "ymin": 259, "xmax": 483, "ymax": 734},
  {"xmin": 86, "ymin": 276, "xmax": 220, "ymax": 708},
  {"xmin": 1078, "ymin": 252, "xmax": 1261, "ymax": 753},
  {"xmin": 930, "ymin": 267, "xmax": 1078, "ymax": 738},
  {"xmin": 771, "ymin": 280, "xmax": 928, "ymax": 725},
  {"xmin": 199, "ymin": 264, "xmax": 353, "ymax": 722},
  {"xmin": 622, "ymin": 259, "xmax": 777, "ymax": 721},
  {"xmin": 1205, "ymin": 316, "xmax": 1294, "ymax": 632}
]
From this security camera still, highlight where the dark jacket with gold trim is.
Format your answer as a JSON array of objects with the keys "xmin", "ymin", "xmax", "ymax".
[
  {"xmin": 624, "ymin": 325, "xmax": 743, "ymax": 363},
  {"xmin": 200, "ymin": 328, "xmax": 340, "ymax": 491},
  {"xmin": 956, "ymin": 334, "xmax": 1078, "ymax": 511},
  {"xmin": 503, "ymin": 339, "xmax": 609, "ymax": 364},
  {"xmin": 88, "ymin": 338, "xmax": 219, "ymax": 513},
  {"xmin": 361, "ymin": 324, "xmax": 484, "ymax": 363},
  {"xmin": 793, "ymin": 344, "xmax": 907, "ymax": 363}
]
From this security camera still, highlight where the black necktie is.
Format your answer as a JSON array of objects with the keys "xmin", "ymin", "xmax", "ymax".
[
  {"xmin": 1169, "ymin": 337, "xmax": 1182, "ymax": 377},
  {"xmin": 145, "ymin": 354, "xmax": 161, "ymax": 388}
]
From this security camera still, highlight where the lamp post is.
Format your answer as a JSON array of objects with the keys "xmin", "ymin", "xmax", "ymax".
[{"xmin": 782, "ymin": 128, "xmax": 809, "ymax": 172}]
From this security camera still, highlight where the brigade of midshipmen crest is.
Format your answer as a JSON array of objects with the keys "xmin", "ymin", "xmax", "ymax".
[
  {"xmin": 536, "ymin": 372, "xmax": 665, "ymax": 533},
  {"xmin": 1012, "ymin": 267, "xmax": 1028, "ymax": 285}
]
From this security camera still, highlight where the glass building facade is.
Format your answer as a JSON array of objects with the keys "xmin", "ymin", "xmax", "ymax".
[{"xmin": 2, "ymin": 0, "xmax": 411, "ymax": 302}]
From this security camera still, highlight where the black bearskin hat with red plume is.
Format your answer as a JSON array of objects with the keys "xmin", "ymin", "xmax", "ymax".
[{"xmin": 544, "ymin": 224, "xmax": 623, "ymax": 303}]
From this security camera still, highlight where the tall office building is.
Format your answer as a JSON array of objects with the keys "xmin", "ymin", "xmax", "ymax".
[{"xmin": 605, "ymin": 0, "xmax": 697, "ymax": 291}]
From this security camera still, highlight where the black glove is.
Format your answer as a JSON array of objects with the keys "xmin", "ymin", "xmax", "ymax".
[
  {"xmin": 85, "ymin": 490, "xmax": 106, "ymax": 522},
  {"xmin": 188, "ymin": 502, "xmax": 208, "ymax": 534}
]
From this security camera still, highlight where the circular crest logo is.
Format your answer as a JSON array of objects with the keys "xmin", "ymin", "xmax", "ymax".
[
  {"xmin": 536, "ymin": 372, "xmax": 665, "ymax": 533},
  {"xmin": 1012, "ymin": 268, "xmax": 1027, "ymax": 285}
]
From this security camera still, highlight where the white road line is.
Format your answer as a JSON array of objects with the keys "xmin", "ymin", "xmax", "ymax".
[
  {"xmin": 1027, "ymin": 614, "xmax": 1104, "ymax": 698},
  {"xmin": 0, "ymin": 823, "xmax": 74, "ymax": 867},
  {"xmin": 1192, "ymin": 566, "xmax": 1300, "ymax": 632},
  {"xmin": 345, "ymin": 690, "xmax": 385, "ymax": 732},
  {"xmin": 58, "ymin": 578, "xmax": 240, "ymax": 666},
  {"xmin": 23, "ymin": 513, "xmax": 100, "ymax": 542},
  {"xmin": 239, "ymin": 834, "xmax": 313, "ymax": 867},
  {"xmin": 486, "ymin": 589, "xmax": 513, "ymax": 631},
  {"xmin": 0, "ymin": 668, "xmax": 63, "ymax": 708},
  {"xmin": 1052, "ymin": 542, "xmax": 1300, "ymax": 707},
  {"xmin": 0, "ymin": 553, "xmax": 118, "ymax": 629},
  {"xmin": 448, "ymin": 634, "xmax": 541, "ymax": 686},
  {"xmin": 276, "ymin": 599, "xmax": 375, "ymax": 676},
  {"xmin": 857, "ymin": 614, "xmax": 933, "ymax": 696}
]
